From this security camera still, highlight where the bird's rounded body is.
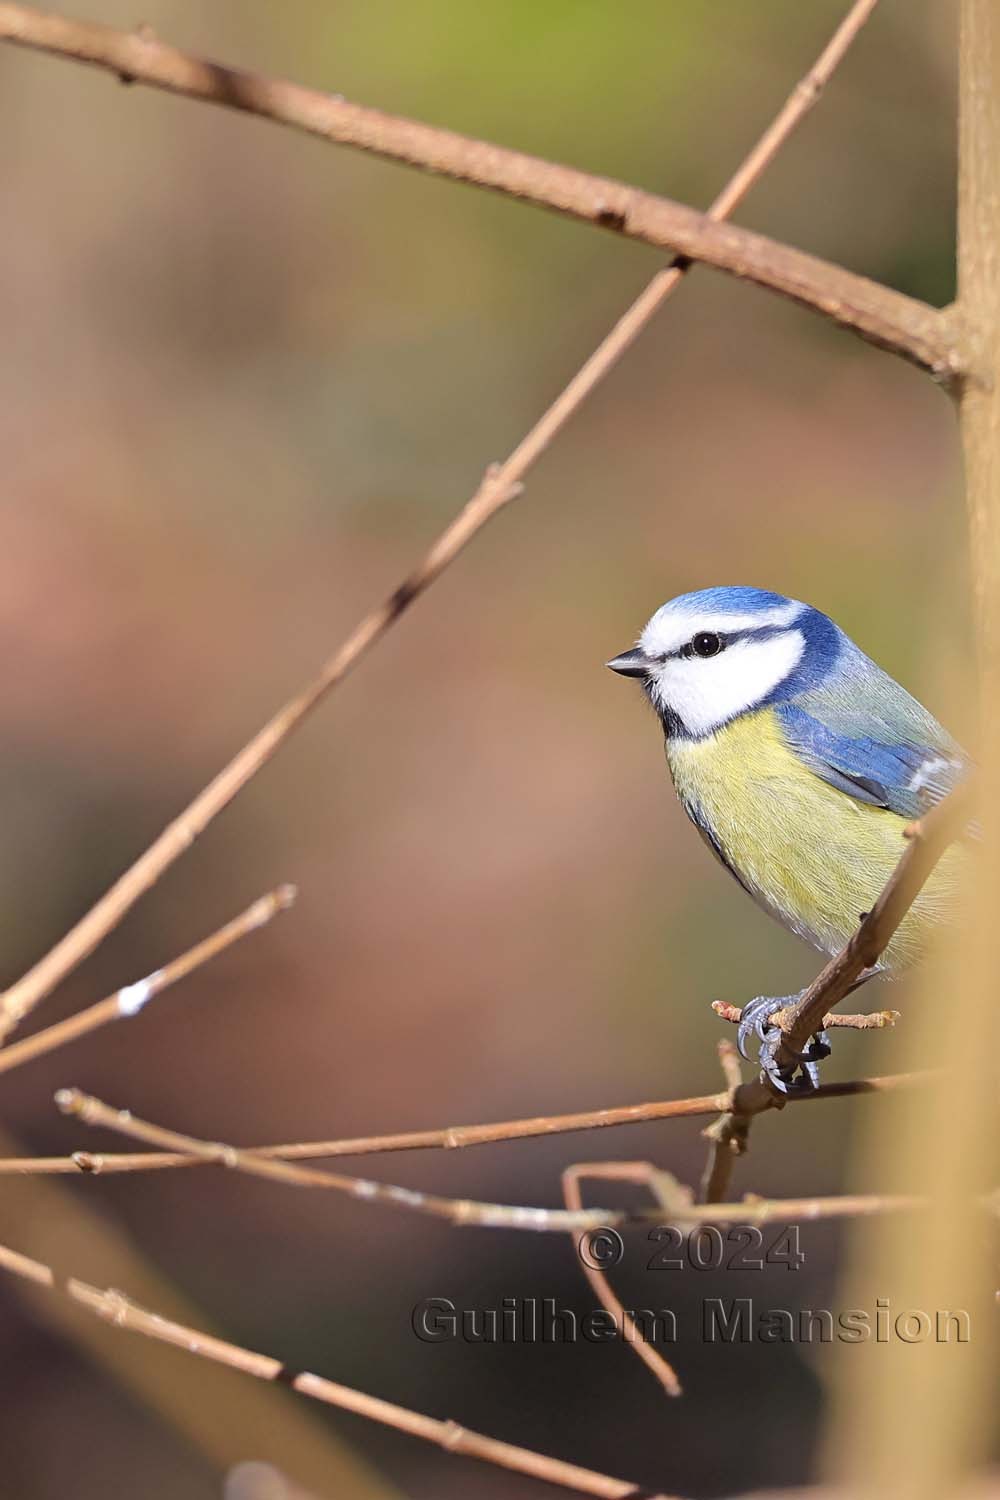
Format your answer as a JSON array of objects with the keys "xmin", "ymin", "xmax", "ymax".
[
  {"xmin": 665, "ymin": 704, "xmax": 960, "ymax": 970},
  {"xmin": 608, "ymin": 586, "xmax": 966, "ymax": 975}
]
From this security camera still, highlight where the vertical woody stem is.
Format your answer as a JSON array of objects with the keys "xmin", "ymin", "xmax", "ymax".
[
  {"xmin": 958, "ymin": 0, "xmax": 1000, "ymax": 656},
  {"xmin": 824, "ymin": 7, "xmax": 1000, "ymax": 1496}
]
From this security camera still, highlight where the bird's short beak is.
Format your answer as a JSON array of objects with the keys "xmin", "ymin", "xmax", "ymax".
[{"xmin": 606, "ymin": 647, "xmax": 651, "ymax": 678}]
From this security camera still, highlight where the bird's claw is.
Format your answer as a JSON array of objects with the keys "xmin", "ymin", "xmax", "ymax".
[
  {"xmin": 737, "ymin": 995, "xmax": 832, "ymax": 1093},
  {"xmin": 736, "ymin": 994, "xmax": 788, "ymax": 1062}
]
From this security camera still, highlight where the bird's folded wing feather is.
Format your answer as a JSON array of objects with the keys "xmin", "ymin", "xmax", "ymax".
[{"xmin": 775, "ymin": 701, "xmax": 966, "ymax": 820}]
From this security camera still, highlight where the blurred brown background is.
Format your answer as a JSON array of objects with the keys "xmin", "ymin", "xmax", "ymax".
[{"xmin": 0, "ymin": 3, "xmax": 971, "ymax": 1497}]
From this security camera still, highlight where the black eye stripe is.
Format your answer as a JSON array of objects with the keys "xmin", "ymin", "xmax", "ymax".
[{"xmin": 664, "ymin": 623, "xmax": 791, "ymax": 661}]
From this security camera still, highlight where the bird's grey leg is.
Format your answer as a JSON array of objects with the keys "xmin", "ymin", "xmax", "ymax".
[{"xmin": 737, "ymin": 969, "xmax": 879, "ymax": 1093}]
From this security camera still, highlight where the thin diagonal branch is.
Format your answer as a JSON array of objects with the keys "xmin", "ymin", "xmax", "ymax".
[
  {"xmin": 563, "ymin": 1162, "xmax": 686, "ymax": 1398},
  {"xmin": 55, "ymin": 1089, "xmax": 938, "ymax": 1231},
  {"xmin": 737, "ymin": 792, "xmax": 970, "ymax": 1105},
  {"xmin": 0, "ymin": 0, "xmax": 898, "ymax": 1045},
  {"xmin": 0, "ymin": 3, "xmax": 961, "ymax": 378},
  {"xmin": 0, "ymin": 1238, "xmax": 677, "ymax": 1500},
  {"xmin": 0, "ymin": 1071, "xmax": 926, "ymax": 1177},
  {"xmin": 0, "ymin": 886, "xmax": 295, "ymax": 1077}
]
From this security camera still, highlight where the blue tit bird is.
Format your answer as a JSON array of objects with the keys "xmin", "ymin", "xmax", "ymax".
[{"xmin": 607, "ymin": 586, "xmax": 967, "ymax": 1089}]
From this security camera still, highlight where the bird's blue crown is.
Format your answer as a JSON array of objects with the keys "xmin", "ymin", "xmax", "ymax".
[
  {"xmin": 661, "ymin": 585, "xmax": 796, "ymax": 617},
  {"xmin": 647, "ymin": 586, "xmax": 844, "ymax": 704}
]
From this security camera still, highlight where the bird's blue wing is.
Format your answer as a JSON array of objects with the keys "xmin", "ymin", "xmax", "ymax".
[{"xmin": 775, "ymin": 701, "xmax": 966, "ymax": 820}]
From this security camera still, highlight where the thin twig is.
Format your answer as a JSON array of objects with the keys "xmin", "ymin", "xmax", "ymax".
[
  {"xmin": 0, "ymin": 1070, "xmax": 927, "ymax": 1177},
  {"xmin": 55, "ymin": 1089, "xmax": 936, "ymax": 1231},
  {"xmin": 712, "ymin": 1001, "xmax": 901, "ymax": 1031},
  {"xmin": 0, "ymin": 0, "xmax": 896, "ymax": 1044},
  {"xmin": 0, "ymin": 887, "xmax": 296, "ymax": 1077},
  {"xmin": 0, "ymin": 1239, "xmax": 678, "ymax": 1500},
  {"xmin": 563, "ymin": 1162, "xmax": 687, "ymax": 1398},
  {"xmin": 0, "ymin": 5, "xmax": 958, "ymax": 376},
  {"xmin": 699, "ymin": 1040, "xmax": 750, "ymax": 1205}
]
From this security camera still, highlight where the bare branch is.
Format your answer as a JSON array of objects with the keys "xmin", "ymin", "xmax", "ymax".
[
  {"xmin": 0, "ymin": 0, "xmax": 899, "ymax": 1049},
  {"xmin": 712, "ymin": 1001, "xmax": 901, "ymax": 1031},
  {"xmin": 0, "ymin": 887, "xmax": 295, "ymax": 1077},
  {"xmin": 0, "ymin": 4, "xmax": 987, "ymax": 1488},
  {"xmin": 0, "ymin": 459, "xmax": 526, "ymax": 1042},
  {"xmin": 0, "ymin": 1239, "xmax": 677, "ymax": 1500},
  {"xmin": 736, "ymin": 792, "xmax": 970, "ymax": 1104},
  {"xmin": 563, "ymin": 1161, "xmax": 686, "ymax": 1398},
  {"xmin": 0, "ymin": 2, "xmax": 961, "ymax": 377},
  {"xmin": 0, "ymin": 0, "xmax": 902, "ymax": 1045},
  {"xmin": 55, "ymin": 1089, "xmax": 938, "ymax": 1232},
  {"xmin": 0, "ymin": 1070, "xmax": 926, "ymax": 1178},
  {"xmin": 699, "ymin": 1040, "xmax": 751, "ymax": 1205}
]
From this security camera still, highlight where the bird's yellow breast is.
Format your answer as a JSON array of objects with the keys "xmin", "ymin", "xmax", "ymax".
[{"xmin": 665, "ymin": 708, "xmax": 957, "ymax": 969}]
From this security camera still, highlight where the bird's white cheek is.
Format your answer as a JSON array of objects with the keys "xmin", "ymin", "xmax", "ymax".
[
  {"xmin": 650, "ymin": 662, "xmax": 711, "ymax": 728},
  {"xmin": 651, "ymin": 632, "xmax": 806, "ymax": 737}
]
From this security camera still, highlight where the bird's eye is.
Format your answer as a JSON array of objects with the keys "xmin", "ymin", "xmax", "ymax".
[{"xmin": 691, "ymin": 631, "xmax": 723, "ymax": 658}]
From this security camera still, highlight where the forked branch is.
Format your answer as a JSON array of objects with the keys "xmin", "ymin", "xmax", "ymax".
[
  {"xmin": 55, "ymin": 1088, "xmax": 937, "ymax": 1232},
  {"xmin": 0, "ymin": 0, "xmax": 986, "ymax": 1488},
  {"xmin": 563, "ymin": 1161, "xmax": 688, "ymax": 1399},
  {"xmin": 0, "ymin": 0, "xmax": 900, "ymax": 1045},
  {"xmin": 0, "ymin": 2, "xmax": 962, "ymax": 379}
]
